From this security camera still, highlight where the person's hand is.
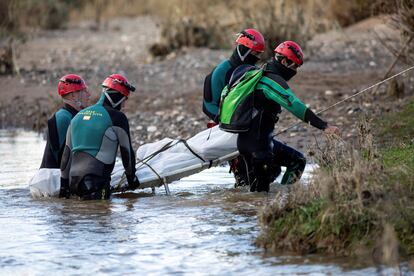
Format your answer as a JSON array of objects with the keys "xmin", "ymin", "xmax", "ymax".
[
  {"xmin": 59, "ymin": 178, "xmax": 70, "ymax": 199},
  {"xmin": 207, "ymin": 120, "xmax": 218, "ymax": 128},
  {"xmin": 128, "ymin": 175, "xmax": 140, "ymax": 190},
  {"xmin": 324, "ymin": 125, "xmax": 341, "ymax": 137}
]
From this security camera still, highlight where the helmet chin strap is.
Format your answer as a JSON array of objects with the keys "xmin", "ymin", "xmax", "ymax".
[
  {"xmin": 104, "ymin": 91, "xmax": 126, "ymax": 109},
  {"xmin": 237, "ymin": 45, "xmax": 252, "ymax": 62}
]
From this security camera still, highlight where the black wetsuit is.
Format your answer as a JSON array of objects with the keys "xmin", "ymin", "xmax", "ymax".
[
  {"xmin": 40, "ymin": 104, "xmax": 78, "ymax": 169},
  {"xmin": 237, "ymin": 60, "xmax": 328, "ymax": 192},
  {"xmin": 60, "ymin": 94, "xmax": 137, "ymax": 200}
]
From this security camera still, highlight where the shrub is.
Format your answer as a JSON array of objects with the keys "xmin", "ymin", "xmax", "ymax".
[{"xmin": 0, "ymin": 0, "xmax": 86, "ymax": 37}]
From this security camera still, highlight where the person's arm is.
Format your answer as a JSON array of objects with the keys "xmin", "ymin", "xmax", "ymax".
[
  {"xmin": 55, "ymin": 110, "xmax": 72, "ymax": 165},
  {"xmin": 257, "ymin": 75, "xmax": 307, "ymax": 120},
  {"xmin": 257, "ymin": 75, "xmax": 338, "ymax": 133},
  {"xmin": 210, "ymin": 65, "xmax": 227, "ymax": 115},
  {"xmin": 40, "ymin": 119, "xmax": 57, "ymax": 168},
  {"xmin": 59, "ymin": 125, "xmax": 72, "ymax": 198},
  {"xmin": 303, "ymin": 108, "xmax": 327, "ymax": 130},
  {"xmin": 203, "ymin": 61, "xmax": 231, "ymax": 122},
  {"xmin": 112, "ymin": 113, "xmax": 139, "ymax": 189}
]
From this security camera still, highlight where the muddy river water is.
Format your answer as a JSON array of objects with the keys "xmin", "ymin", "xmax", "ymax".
[{"xmin": 0, "ymin": 130, "xmax": 407, "ymax": 275}]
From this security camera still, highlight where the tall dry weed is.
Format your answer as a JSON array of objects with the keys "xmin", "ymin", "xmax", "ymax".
[
  {"xmin": 149, "ymin": 0, "xmax": 336, "ymax": 58},
  {"xmin": 311, "ymin": 117, "xmax": 386, "ymax": 225},
  {"xmin": 258, "ymin": 118, "xmax": 388, "ymax": 255}
]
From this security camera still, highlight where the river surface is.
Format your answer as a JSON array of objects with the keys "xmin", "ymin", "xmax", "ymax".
[{"xmin": 0, "ymin": 130, "xmax": 409, "ymax": 275}]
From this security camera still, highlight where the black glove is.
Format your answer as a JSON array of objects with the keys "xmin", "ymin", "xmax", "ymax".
[
  {"xmin": 59, "ymin": 178, "xmax": 70, "ymax": 199},
  {"xmin": 128, "ymin": 175, "xmax": 140, "ymax": 190}
]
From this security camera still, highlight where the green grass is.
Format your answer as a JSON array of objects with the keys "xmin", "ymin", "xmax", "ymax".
[
  {"xmin": 382, "ymin": 144, "xmax": 414, "ymax": 171},
  {"xmin": 262, "ymin": 199, "xmax": 377, "ymax": 254},
  {"xmin": 377, "ymin": 100, "xmax": 414, "ymax": 255},
  {"xmin": 381, "ymin": 100, "xmax": 414, "ymax": 256},
  {"xmin": 377, "ymin": 100, "xmax": 414, "ymax": 146}
]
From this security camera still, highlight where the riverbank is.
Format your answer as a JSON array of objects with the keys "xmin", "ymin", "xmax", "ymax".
[{"xmin": 257, "ymin": 97, "xmax": 414, "ymax": 267}]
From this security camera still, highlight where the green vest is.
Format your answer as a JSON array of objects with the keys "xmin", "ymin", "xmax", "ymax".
[
  {"xmin": 219, "ymin": 69, "xmax": 307, "ymax": 132},
  {"xmin": 70, "ymin": 94, "xmax": 112, "ymax": 157}
]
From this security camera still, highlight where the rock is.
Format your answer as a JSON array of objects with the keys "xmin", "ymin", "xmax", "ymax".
[
  {"xmin": 147, "ymin": 125, "xmax": 157, "ymax": 132},
  {"xmin": 166, "ymin": 51, "xmax": 176, "ymax": 60}
]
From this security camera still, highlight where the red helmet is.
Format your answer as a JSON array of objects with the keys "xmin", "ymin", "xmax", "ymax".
[
  {"xmin": 102, "ymin": 74, "xmax": 136, "ymax": 97},
  {"xmin": 274, "ymin": 41, "xmax": 304, "ymax": 67},
  {"xmin": 235, "ymin": 29, "xmax": 265, "ymax": 53},
  {"xmin": 58, "ymin": 74, "xmax": 87, "ymax": 96}
]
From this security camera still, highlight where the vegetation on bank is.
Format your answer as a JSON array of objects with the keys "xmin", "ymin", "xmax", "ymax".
[{"xmin": 257, "ymin": 98, "xmax": 414, "ymax": 264}]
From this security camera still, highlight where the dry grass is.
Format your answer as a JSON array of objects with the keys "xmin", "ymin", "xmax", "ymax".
[{"xmin": 146, "ymin": 0, "xmax": 337, "ymax": 58}]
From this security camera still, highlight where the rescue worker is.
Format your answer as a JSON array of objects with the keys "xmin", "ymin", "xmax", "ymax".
[
  {"xmin": 203, "ymin": 28, "xmax": 265, "ymax": 122},
  {"xmin": 230, "ymin": 41, "xmax": 340, "ymax": 192},
  {"xmin": 40, "ymin": 74, "xmax": 90, "ymax": 168},
  {"xmin": 60, "ymin": 74, "xmax": 140, "ymax": 200},
  {"xmin": 202, "ymin": 28, "xmax": 265, "ymax": 187}
]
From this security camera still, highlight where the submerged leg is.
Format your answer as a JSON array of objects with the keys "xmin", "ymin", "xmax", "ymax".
[
  {"xmin": 272, "ymin": 140, "xmax": 306, "ymax": 185},
  {"xmin": 76, "ymin": 175, "xmax": 111, "ymax": 200},
  {"xmin": 250, "ymin": 151, "xmax": 278, "ymax": 192},
  {"xmin": 230, "ymin": 156, "xmax": 250, "ymax": 188}
]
